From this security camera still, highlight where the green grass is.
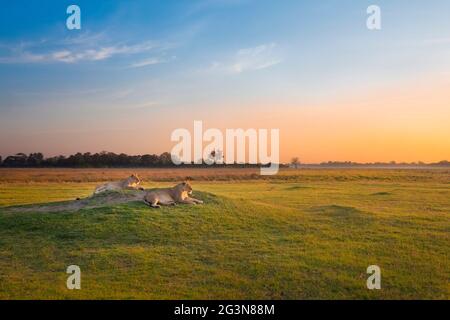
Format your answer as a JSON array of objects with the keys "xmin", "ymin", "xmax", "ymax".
[{"xmin": 0, "ymin": 173, "xmax": 449, "ymax": 299}]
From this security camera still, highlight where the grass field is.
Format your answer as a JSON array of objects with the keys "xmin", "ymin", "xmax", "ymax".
[{"xmin": 0, "ymin": 168, "xmax": 448, "ymax": 299}]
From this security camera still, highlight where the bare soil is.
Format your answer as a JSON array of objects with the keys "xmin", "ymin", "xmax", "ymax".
[{"xmin": 4, "ymin": 190, "xmax": 146, "ymax": 213}]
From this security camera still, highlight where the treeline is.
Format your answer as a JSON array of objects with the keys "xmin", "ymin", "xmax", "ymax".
[
  {"xmin": 0, "ymin": 152, "xmax": 175, "ymax": 167},
  {"xmin": 0, "ymin": 152, "xmax": 260, "ymax": 168},
  {"xmin": 0, "ymin": 152, "xmax": 448, "ymax": 168}
]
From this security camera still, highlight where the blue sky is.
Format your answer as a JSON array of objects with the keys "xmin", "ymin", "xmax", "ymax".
[{"xmin": 1, "ymin": 0, "xmax": 449, "ymax": 162}]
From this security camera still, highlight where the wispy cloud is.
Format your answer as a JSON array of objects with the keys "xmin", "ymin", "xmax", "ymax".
[
  {"xmin": 0, "ymin": 34, "xmax": 164, "ymax": 64},
  {"xmin": 0, "ymin": 52, "xmax": 45, "ymax": 64},
  {"xmin": 130, "ymin": 55, "xmax": 176, "ymax": 68},
  {"xmin": 232, "ymin": 43, "xmax": 282, "ymax": 73},
  {"xmin": 51, "ymin": 42, "xmax": 158, "ymax": 63},
  {"xmin": 208, "ymin": 43, "xmax": 282, "ymax": 74}
]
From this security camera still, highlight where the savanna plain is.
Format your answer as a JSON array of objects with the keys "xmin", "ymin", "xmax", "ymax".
[{"xmin": 0, "ymin": 168, "xmax": 448, "ymax": 299}]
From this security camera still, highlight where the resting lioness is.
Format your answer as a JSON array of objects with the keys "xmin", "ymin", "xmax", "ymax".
[
  {"xmin": 143, "ymin": 181, "xmax": 203, "ymax": 208},
  {"xmin": 93, "ymin": 174, "xmax": 143, "ymax": 195}
]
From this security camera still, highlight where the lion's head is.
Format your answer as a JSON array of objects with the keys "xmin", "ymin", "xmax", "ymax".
[
  {"xmin": 176, "ymin": 181, "xmax": 193, "ymax": 195},
  {"xmin": 129, "ymin": 174, "xmax": 140, "ymax": 184}
]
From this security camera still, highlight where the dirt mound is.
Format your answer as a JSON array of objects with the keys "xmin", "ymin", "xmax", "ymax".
[{"xmin": 4, "ymin": 190, "xmax": 146, "ymax": 213}]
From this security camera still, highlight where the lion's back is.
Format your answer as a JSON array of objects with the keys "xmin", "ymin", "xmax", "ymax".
[
  {"xmin": 94, "ymin": 180, "xmax": 126, "ymax": 194},
  {"xmin": 145, "ymin": 188, "xmax": 175, "ymax": 202}
]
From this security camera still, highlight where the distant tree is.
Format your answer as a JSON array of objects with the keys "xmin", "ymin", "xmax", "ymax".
[
  {"xmin": 27, "ymin": 153, "xmax": 44, "ymax": 166},
  {"xmin": 3, "ymin": 153, "xmax": 28, "ymax": 167},
  {"xmin": 129, "ymin": 155, "xmax": 142, "ymax": 167},
  {"xmin": 208, "ymin": 149, "xmax": 224, "ymax": 164},
  {"xmin": 117, "ymin": 153, "xmax": 130, "ymax": 166},
  {"xmin": 290, "ymin": 157, "xmax": 301, "ymax": 169},
  {"xmin": 159, "ymin": 152, "xmax": 172, "ymax": 166},
  {"xmin": 141, "ymin": 154, "xmax": 159, "ymax": 167},
  {"xmin": 208, "ymin": 150, "xmax": 216, "ymax": 163}
]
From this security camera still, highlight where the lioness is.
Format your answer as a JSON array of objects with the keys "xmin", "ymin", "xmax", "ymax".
[
  {"xmin": 143, "ymin": 181, "xmax": 203, "ymax": 208},
  {"xmin": 93, "ymin": 174, "xmax": 142, "ymax": 195}
]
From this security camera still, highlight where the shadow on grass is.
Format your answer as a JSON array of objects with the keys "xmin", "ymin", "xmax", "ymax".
[
  {"xmin": 370, "ymin": 192, "xmax": 392, "ymax": 196},
  {"xmin": 306, "ymin": 205, "xmax": 375, "ymax": 225},
  {"xmin": 284, "ymin": 184, "xmax": 312, "ymax": 191}
]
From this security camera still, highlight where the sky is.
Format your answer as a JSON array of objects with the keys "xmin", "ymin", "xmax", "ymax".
[{"xmin": 0, "ymin": 0, "xmax": 449, "ymax": 163}]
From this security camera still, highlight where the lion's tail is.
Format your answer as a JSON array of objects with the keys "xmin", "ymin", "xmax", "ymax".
[{"xmin": 93, "ymin": 185, "xmax": 107, "ymax": 195}]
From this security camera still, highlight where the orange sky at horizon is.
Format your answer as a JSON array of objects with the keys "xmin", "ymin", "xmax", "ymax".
[
  {"xmin": 1, "ymin": 77, "xmax": 449, "ymax": 164},
  {"xmin": 277, "ymin": 77, "xmax": 450, "ymax": 163},
  {"xmin": 174, "ymin": 76, "xmax": 450, "ymax": 163}
]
